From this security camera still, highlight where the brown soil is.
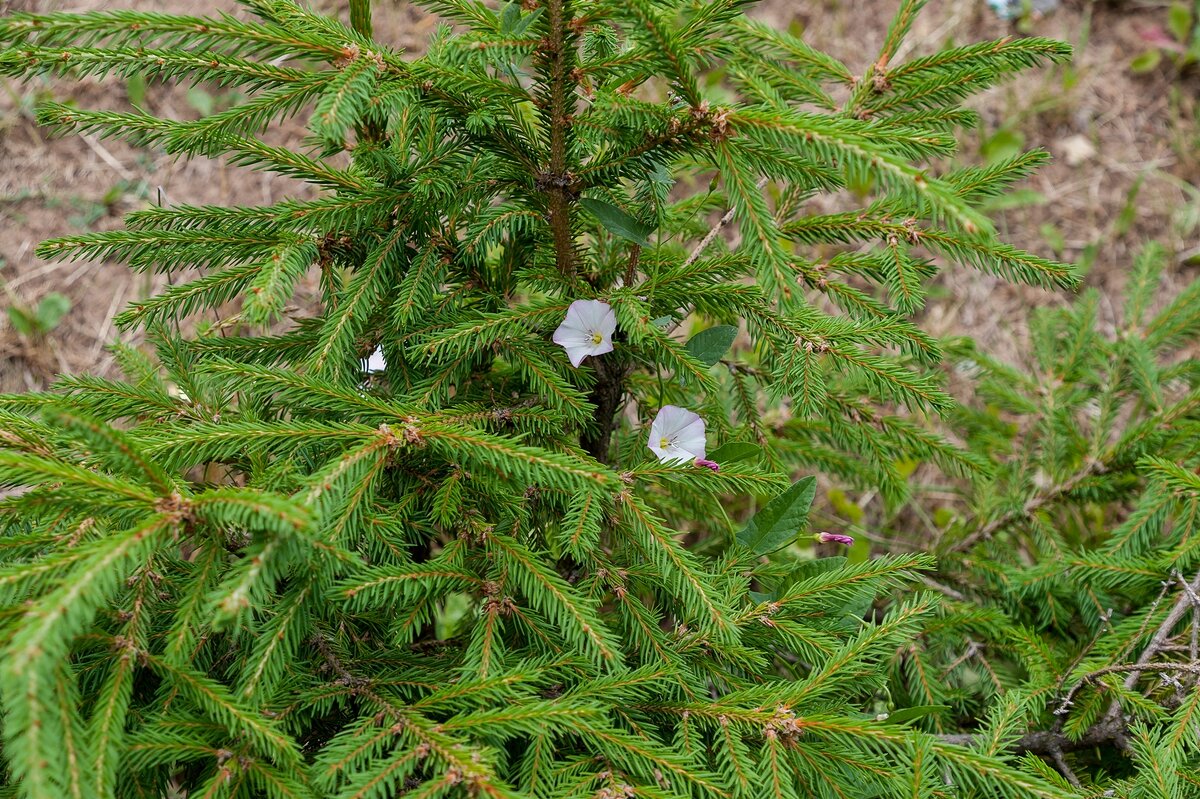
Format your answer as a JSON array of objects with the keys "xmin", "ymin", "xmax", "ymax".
[{"xmin": 0, "ymin": 0, "xmax": 1194, "ymax": 390}]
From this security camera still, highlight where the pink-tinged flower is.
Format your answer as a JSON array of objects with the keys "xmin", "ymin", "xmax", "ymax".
[
  {"xmin": 1139, "ymin": 24, "xmax": 1186, "ymax": 52},
  {"xmin": 813, "ymin": 532, "xmax": 854, "ymax": 546},
  {"xmin": 648, "ymin": 405, "xmax": 706, "ymax": 465},
  {"xmin": 694, "ymin": 458, "xmax": 720, "ymax": 472},
  {"xmin": 553, "ymin": 299, "xmax": 617, "ymax": 367}
]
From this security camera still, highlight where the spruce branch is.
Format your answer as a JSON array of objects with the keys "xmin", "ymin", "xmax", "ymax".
[
  {"xmin": 349, "ymin": 0, "xmax": 373, "ymax": 38},
  {"xmin": 950, "ymin": 457, "xmax": 1108, "ymax": 553}
]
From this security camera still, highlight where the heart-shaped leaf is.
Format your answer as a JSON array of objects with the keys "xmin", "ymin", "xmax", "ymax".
[
  {"xmin": 1130, "ymin": 49, "xmax": 1162, "ymax": 73},
  {"xmin": 685, "ymin": 325, "xmax": 738, "ymax": 367},
  {"xmin": 499, "ymin": 2, "xmax": 520, "ymax": 32},
  {"xmin": 1168, "ymin": 4, "xmax": 1192, "ymax": 43},
  {"xmin": 35, "ymin": 292, "xmax": 71, "ymax": 333},
  {"xmin": 708, "ymin": 442, "xmax": 762, "ymax": 464},
  {"xmin": 580, "ymin": 198, "xmax": 654, "ymax": 247},
  {"xmin": 736, "ymin": 476, "xmax": 817, "ymax": 555}
]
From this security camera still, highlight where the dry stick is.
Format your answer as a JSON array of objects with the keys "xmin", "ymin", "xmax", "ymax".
[
  {"xmin": 941, "ymin": 664, "xmax": 1200, "ymax": 757},
  {"xmin": 1059, "ymin": 662, "xmax": 1200, "ymax": 715},
  {"xmin": 684, "ymin": 175, "xmax": 771, "ymax": 269},
  {"xmin": 1052, "ymin": 603, "xmax": 1129, "ymax": 704},
  {"xmin": 1117, "ymin": 578, "xmax": 1175, "ymax": 667},
  {"xmin": 984, "ymin": 568, "xmax": 1200, "ymax": 763},
  {"xmin": 1073, "ymin": 573, "xmax": 1200, "ymax": 753},
  {"xmin": 1076, "ymin": 572, "xmax": 1200, "ymax": 748},
  {"xmin": 1047, "ymin": 748, "xmax": 1082, "ymax": 789},
  {"xmin": 682, "ymin": 205, "xmax": 738, "ymax": 269},
  {"xmin": 665, "ymin": 176, "xmax": 770, "ymax": 336},
  {"xmin": 1123, "ymin": 570, "xmax": 1200, "ymax": 691},
  {"xmin": 939, "ymin": 719, "xmax": 1117, "ymax": 756},
  {"xmin": 919, "ymin": 574, "xmax": 967, "ymax": 602},
  {"xmin": 1175, "ymin": 572, "xmax": 1200, "ymax": 664},
  {"xmin": 1192, "ymin": 605, "xmax": 1199, "ymax": 663},
  {"xmin": 943, "ymin": 576, "xmax": 1200, "ymax": 762},
  {"xmin": 939, "ymin": 639, "xmax": 982, "ymax": 676},
  {"xmin": 79, "ymin": 132, "xmax": 134, "ymax": 181}
]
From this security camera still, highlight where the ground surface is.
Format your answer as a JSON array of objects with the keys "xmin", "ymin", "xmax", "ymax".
[{"xmin": 0, "ymin": 0, "xmax": 1195, "ymax": 390}]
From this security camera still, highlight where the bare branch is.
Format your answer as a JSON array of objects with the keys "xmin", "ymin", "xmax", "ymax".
[{"xmin": 1123, "ymin": 570, "xmax": 1200, "ymax": 690}]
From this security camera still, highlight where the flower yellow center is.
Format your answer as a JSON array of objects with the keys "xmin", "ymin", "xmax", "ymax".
[
  {"xmin": 591, "ymin": 332, "xmax": 603, "ymax": 344},
  {"xmin": 659, "ymin": 437, "xmax": 671, "ymax": 448}
]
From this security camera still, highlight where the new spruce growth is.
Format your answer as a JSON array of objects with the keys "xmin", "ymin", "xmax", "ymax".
[{"xmin": 0, "ymin": 0, "xmax": 1083, "ymax": 797}]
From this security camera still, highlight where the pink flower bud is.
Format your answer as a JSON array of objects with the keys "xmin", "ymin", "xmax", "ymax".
[
  {"xmin": 693, "ymin": 458, "xmax": 719, "ymax": 472},
  {"xmin": 814, "ymin": 532, "xmax": 854, "ymax": 546}
]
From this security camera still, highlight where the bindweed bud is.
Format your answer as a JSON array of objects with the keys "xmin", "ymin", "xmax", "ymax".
[
  {"xmin": 814, "ymin": 532, "xmax": 854, "ymax": 546},
  {"xmin": 693, "ymin": 458, "xmax": 720, "ymax": 472}
]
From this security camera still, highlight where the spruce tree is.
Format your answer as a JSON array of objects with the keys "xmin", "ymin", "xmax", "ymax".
[{"xmin": 0, "ymin": 1, "xmax": 1085, "ymax": 797}]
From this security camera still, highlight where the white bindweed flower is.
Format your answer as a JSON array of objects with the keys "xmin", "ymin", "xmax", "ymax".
[
  {"xmin": 648, "ymin": 405, "xmax": 707, "ymax": 465},
  {"xmin": 363, "ymin": 345, "xmax": 387, "ymax": 374},
  {"xmin": 553, "ymin": 299, "xmax": 616, "ymax": 367}
]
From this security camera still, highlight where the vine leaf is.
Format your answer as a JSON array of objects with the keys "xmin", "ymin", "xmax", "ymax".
[
  {"xmin": 685, "ymin": 325, "xmax": 738, "ymax": 367},
  {"xmin": 737, "ymin": 476, "xmax": 817, "ymax": 555},
  {"xmin": 708, "ymin": 442, "xmax": 762, "ymax": 463},
  {"xmin": 580, "ymin": 198, "xmax": 654, "ymax": 247}
]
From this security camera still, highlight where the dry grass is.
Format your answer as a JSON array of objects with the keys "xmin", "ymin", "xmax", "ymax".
[{"xmin": 0, "ymin": 0, "xmax": 1196, "ymax": 391}]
